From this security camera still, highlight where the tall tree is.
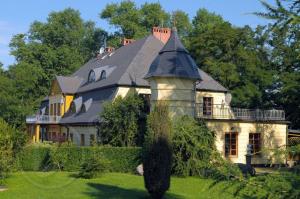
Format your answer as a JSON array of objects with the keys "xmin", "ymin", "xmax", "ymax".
[
  {"xmin": 100, "ymin": 1, "xmax": 191, "ymax": 44},
  {"xmin": 255, "ymin": 0, "xmax": 300, "ymax": 128},
  {"xmin": 188, "ymin": 9, "xmax": 273, "ymax": 108},
  {"xmin": 255, "ymin": 0, "xmax": 300, "ymax": 28},
  {"xmin": 10, "ymin": 8, "xmax": 107, "ymax": 85},
  {"xmin": 172, "ymin": 10, "xmax": 192, "ymax": 45},
  {"xmin": 100, "ymin": 1, "xmax": 146, "ymax": 39}
]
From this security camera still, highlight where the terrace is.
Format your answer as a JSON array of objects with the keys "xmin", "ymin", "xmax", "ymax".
[{"xmin": 195, "ymin": 104, "xmax": 285, "ymax": 121}]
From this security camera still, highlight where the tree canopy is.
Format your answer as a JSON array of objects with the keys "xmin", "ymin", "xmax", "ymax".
[
  {"xmin": 254, "ymin": 0, "xmax": 300, "ymax": 128},
  {"xmin": 100, "ymin": 1, "xmax": 191, "ymax": 44},
  {"xmin": 188, "ymin": 9, "xmax": 274, "ymax": 108}
]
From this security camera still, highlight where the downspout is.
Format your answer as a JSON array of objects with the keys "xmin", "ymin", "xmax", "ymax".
[{"xmin": 194, "ymin": 80, "xmax": 200, "ymax": 118}]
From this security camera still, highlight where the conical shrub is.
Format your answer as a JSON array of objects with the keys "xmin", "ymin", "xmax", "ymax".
[{"xmin": 143, "ymin": 102, "xmax": 172, "ymax": 199}]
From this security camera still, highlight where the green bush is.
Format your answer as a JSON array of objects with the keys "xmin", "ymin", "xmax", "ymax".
[
  {"xmin": 99, "ymin": 147, "xmax": 141, "ymax": 172},
  {"xmin": 172, "ymin": 116, "xmax": 242, "ymax": 180},
  {"xmin": 172, "ymin": 116, "xmax": 214, "ymax": 177},
  {"xmin": 143, "ymin": 102, "xmax": 172, "ymax": 199},
  {"xmin": 16, "ymin": 146, "xmax": 51, "ymax": 171},
  {"xmin": 99, "ymin": 93, "xmax": 145, "ymax": 147},
  {"xmin": 237, "ymin": 172, "xmax": 300, "ymax": 199},
  {"xmin": 16, "ymin": 145, "xmax": 141, "ymax": 173},
  {"xmin": 208, "ymin": 151, "xmax": 243, "ymax": 180},
  {"xmin": 77, "ymin": 154, "xmax": 108, "ymax": 179},
  {"xmin": 0, "ymin": 118, "xmax": 14, "ymax": 184}
]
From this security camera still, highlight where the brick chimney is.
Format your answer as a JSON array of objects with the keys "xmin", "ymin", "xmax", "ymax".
[
  {"xmin": 105, "ymin": 47, "xmax": 115, "ymax": 53},
  {"xmin": 122, "ymin": 38, "xmax": 135, "ymax": 46},
  {"xmin": 152, "ymin": 27, "xmax": 171, "ymax": 44},
  {"xmin": 97, "ymin": 46, "xmax": 115, "ymax": 58}
]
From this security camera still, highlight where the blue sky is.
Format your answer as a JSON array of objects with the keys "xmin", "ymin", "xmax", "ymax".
[{"xmin": 0, "ymin": 0, "xmax": 273, "ymax": 69}]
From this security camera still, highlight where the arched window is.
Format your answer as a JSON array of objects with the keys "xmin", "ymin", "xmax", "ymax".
[
  {"xmin": 100, "ymin": 70, "xmax": 106, "ymax": 80},
  {"xmin": 88, "ymin": 70, "xmax": 96, "ymax": 83}
]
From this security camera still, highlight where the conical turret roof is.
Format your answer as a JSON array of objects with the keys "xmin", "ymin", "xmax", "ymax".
[{"xmin": 145, "ymin": 27, "xmax": 201, "ymax": 80}]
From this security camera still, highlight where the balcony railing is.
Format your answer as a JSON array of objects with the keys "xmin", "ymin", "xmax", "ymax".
[
  {"xmin": 26, "ymin": 115, "xmax": 62, "ymax": 124},
  {"xmin": 195, "ymin": 104, "xmax": 285, "ymax": 121}
]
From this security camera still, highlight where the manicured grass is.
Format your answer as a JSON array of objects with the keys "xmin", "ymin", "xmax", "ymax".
[{"xmin": 0, "ymin": 172, "xmax": 240, "ymax": 199}]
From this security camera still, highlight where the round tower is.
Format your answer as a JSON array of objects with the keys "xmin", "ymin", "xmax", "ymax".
[{"xmin": 145, "ymin": 27, "xmax": 201, "ymax": 117}]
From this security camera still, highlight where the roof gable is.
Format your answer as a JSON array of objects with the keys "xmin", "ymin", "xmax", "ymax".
[
  {"xmin": 55, "ymin": 76, "xmax": 84, "ymax": 94},
  {"xmin": 50, "ymin": 79, "xmax": 62, "ymax": 95}
]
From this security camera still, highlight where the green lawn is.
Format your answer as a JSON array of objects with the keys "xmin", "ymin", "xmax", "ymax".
[{"xmin": 0, "ymin": 172, "xmax": 240, "ymax": 199}]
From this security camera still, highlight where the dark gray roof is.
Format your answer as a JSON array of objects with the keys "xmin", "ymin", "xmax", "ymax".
[
  {"xmin": 60, "ymin": 87, "xmax": 116, "ymax": 124},
  {"xmin": 56, "ymin": 76, "xmax": 83, "ymax": 94},
  {"xmin": 72, "ymin": 35, "xmax": 164, "ymax": 93},
  {"xmin": 145, "ymin": 28, "xmax": 201, "ymax": 80},
  {"xmin": 196, "ymin": 69, "xmax": 228, "ymax": 92},
  {"xmin": 57, "ymin": 33, "xmax": 225, "ymax": 94}
]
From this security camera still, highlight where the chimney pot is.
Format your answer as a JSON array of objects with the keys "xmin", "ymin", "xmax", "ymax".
[
  {"xmin": 152, "ymin": 27, "xmax": 171, "ymax": 44},
  {"xmin": 105, "ymin": 47, "xmax": 115, "ymax": 53},
  {"xmin": 122, "ymin": 38, "xmax": 135, "ymax": 46}
]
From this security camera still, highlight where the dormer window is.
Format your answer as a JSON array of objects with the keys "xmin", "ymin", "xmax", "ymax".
[
  {"xmin": 70, "ymin": 102, "xmax": 76, "ymax": 114},
  {"xmin": 88, "ymin": 70, "xmax": 96, "ymax": 83},
  {"xmin": 100, "ymin": 70, "xmax": 106, "ymax": 80}
]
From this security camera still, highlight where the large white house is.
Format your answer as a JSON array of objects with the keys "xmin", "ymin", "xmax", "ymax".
[{"xmin": 26, "ymin": 27, "xmax": 288, "ymax": 164}]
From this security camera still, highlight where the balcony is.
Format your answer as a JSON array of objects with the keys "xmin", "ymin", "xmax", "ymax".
[
  {"xmin": 195, "ymin": 104, "xmax": 285, "ymax": 121},
  {"xmin": 26, "ymin": 115, "xmax": 62, "ymax": 124}
]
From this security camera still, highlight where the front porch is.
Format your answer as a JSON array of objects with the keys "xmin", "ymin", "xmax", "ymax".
[{"xmin": 26, "ymin": 123, "xmax": 68, "ymax": 143}]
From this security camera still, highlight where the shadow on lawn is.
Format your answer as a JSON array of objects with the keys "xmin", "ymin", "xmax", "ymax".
[{"xmin": 86, "ymin": 183, "xmax": 184, "ymax": 199}]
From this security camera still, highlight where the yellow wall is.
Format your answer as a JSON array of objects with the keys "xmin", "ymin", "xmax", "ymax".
[
  {"xmin": 48, "ymin": 80, "xmax": 74, "ymax": 116},
  {"xmin": 148, "ymin": 77, "xmax": 196, "ymax": 117},
  {"xmin": 62, "ymin": 126, "xmax": 97, "ymax": 146},
  {"xmin": 64, "ymin": 95, "xmax": 74, "ymax": 114},
  {"xmin": 206, "ymin": 120, "xmax": 287, "ymax": 164},
  {"xmin": 115, "ymin": 84, "xmax": 230, "ymax": 118},
  {"xmin": 196, "ymin": 91, "xmax": 227, "ymax": 105}
]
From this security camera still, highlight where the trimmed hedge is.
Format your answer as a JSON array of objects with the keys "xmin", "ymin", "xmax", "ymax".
[
  {"xmin": 16, "ymin": 146, "xmax": 142, "ymax": 173},
  {"xmin": 16, "ymin": 146, "xmax": 51, "ymax": 171}
]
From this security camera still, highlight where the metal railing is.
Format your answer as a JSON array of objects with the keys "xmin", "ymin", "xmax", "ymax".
[
  {"xmin": 195, "ymin": 104, "xmax": 285, "ymax": 121},
  {"xmin": 26, "ymin": 115, "xmax": 62, "ymax": 124}
]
